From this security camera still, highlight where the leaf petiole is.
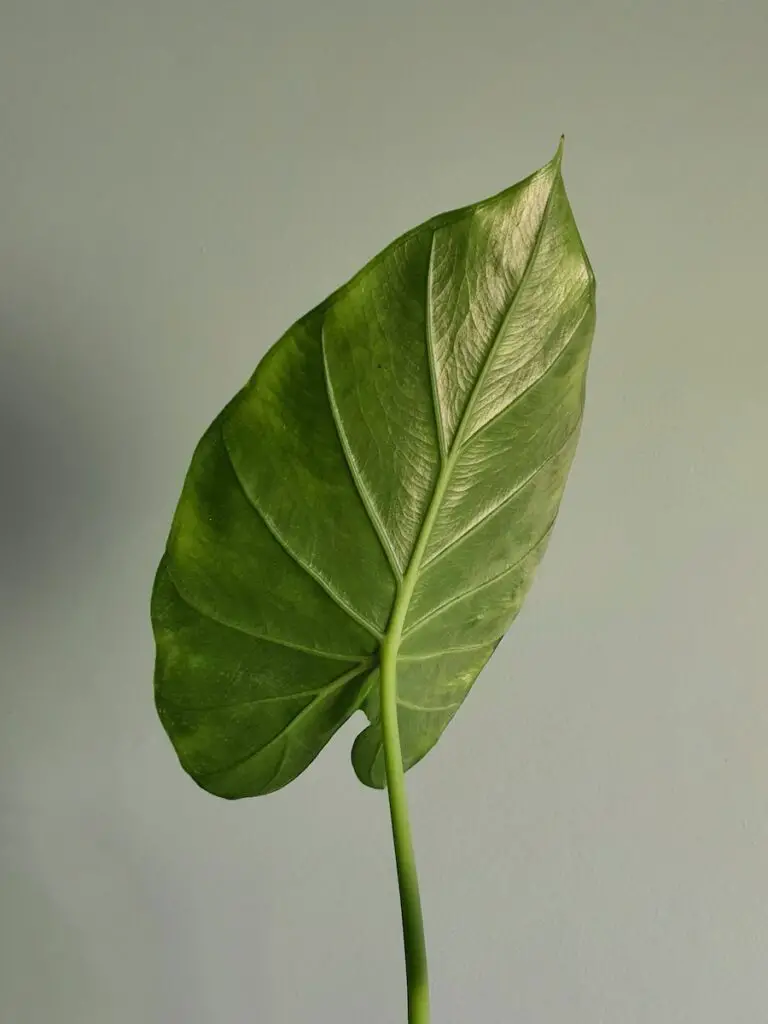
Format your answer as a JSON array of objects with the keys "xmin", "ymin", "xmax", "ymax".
[{"xmin": 381, "ymin": 634, "xmax": 430, "ymax": 1024}]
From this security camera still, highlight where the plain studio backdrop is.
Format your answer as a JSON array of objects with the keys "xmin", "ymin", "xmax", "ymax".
[{"xmin": 1, "ymin": 2, "xmax": 766, "ymax": 1022}]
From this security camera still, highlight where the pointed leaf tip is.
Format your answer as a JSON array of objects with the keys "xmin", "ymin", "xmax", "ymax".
[{"xmin": 553, "ymin": 135, "xmax": 565, "ymax": 168}]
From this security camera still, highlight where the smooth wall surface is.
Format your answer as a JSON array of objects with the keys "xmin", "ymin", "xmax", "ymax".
[{"xmin": 1, "ymin": 2, "xmax": 766, "ymax": 1021}]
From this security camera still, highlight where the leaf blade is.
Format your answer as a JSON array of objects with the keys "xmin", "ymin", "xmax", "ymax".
[{"xmin": 152, "ymin": 140, "xmax": 597, "ymax": 797}]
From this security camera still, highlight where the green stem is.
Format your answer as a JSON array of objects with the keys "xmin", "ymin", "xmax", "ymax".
[{"xmin": 380, "ymin": 633, "xmax": 430, "ymax": 1024}]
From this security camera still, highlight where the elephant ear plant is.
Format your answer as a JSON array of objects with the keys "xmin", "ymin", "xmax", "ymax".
[{"xmin": 151, "ymin": 137, "xmax": 596, "ymax": 1023}]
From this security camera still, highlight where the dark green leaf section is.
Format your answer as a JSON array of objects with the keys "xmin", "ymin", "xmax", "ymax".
[
  {"xmin": 223, "ymin": 312, "xmax": 398, "ymax": 633},
  {"xmin": 153, "ymin": 562, "xmax": 374, "ymax": 796},
  {"xmin": 152, "ymin": 139, "xmax": 597, "ymax": 798},
  {"xmin": 163, "ymin": 417, "xmax": 377, "ymax": 657}
]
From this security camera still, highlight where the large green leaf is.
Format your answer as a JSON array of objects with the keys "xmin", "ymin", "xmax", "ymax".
[{"xmin": 152, "ymin": 139, "xmax": 596, "ymax": 798}]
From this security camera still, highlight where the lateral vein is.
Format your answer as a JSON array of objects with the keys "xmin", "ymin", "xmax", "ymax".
[
  {"xmin": 220, "ymin": 427, "xmax": 384, "ymax": 640},
  {"xmin": 157, "ymin": 663, "xmax": 373, "ymax": 713},
  {"xmin": 195, "ymin": 661, "xmax": 372, "ymax": 780},
  {"xmin": 163, "ymin": 561, "xmax": 369, "ymax": 662},
  {"xmin": 421, "ymin": 416, "xmax": 582, "ymax": 572},
  {"xmin": 425, "ymin": 230, "xmax": 448, "ymax": 460},
  {"xmin": 402, "ymin": 517, "xmax": 557, "ymax": 640},
  {"xmin": 449, "ymin": 164, "xmax": 563, "ymax": 451},
  {"xmin": 396, "ymin": 698, "xmax": 461, "ymax": 713},
  {"xmin": 397, "ymin": 641, "xmax": 496, "ymax": 660},
  {"xmin": 459, "ymin": 295, "xmax": 593, "ymax": 449},
  {"xmin": 320, "ymin": 321, "xmax": 404, "ymax": 581}
]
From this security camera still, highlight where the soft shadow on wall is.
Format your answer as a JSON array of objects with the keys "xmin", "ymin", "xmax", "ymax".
[
  {"xmin": 0, "ymin": 318, "xmax": 110, "ymax": 608},
  {"xmin": 0, "ymin": 310, "xmax": 226, "ymax": 1022}
]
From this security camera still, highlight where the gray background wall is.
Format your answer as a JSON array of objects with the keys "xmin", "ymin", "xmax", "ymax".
[{"xmin": 1, "ymin": 2, "xmax": 766, "ymax": 1022}]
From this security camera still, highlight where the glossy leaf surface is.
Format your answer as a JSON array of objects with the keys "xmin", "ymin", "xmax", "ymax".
[{"xmin": 152, "ymin": 140, "xmax": 596, "ymax": 797}]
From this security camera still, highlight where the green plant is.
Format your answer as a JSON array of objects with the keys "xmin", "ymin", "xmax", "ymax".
[{"xmin": 151, "ymin": 137, "xmax": 596, "ymax": 1023}]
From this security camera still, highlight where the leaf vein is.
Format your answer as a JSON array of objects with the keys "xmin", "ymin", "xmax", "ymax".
[
  {"xmin": 356, "ymin": 158, "xmax": 566, "ymax": 785},
  {"xmin": 460, "ymin": 294, "xmax": 593, "ymax": 448},
  {"xmin": 450, "ymin": 164, "xmax": 563, "ymax": 450},
  {"xmin": 320, "ymin": 321, "xmax": 403, "ymax": 581},
  {"xmin": 396, "ymin": 698, "xmax": 461, "ymax": 713},
  {"xmin": 403, "ymin": 516, "xmax": 558, "ymax": 640},
  {"xmin": 157, "ymin": 664, "xmax": 373, "ymax": 713},
  {"xmin": 163, "ymin": 562, "xmax": 368, "ymax": 662},
  {"xmin": 425, "ymin": 229, "xmax": 448, "ymax": 460},
  {"xmin": 195, "ymin": 661, "xmax": 372, "ymax": 780},
  {"xmin": 397, "ymin": 641, "xmax": 496, "ymax": 661},
  {"xmin": 220, "ymin": 427, "xmax": 384, "ymax": 640},
  {"xmin": 423, "ymin": 415, "xmax": 582, "ymax": 571}
]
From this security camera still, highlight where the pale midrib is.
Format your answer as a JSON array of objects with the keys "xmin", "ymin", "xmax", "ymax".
[
  {"xmin": 221, "ymin": 428, "xmax": 384, "ymax": 640},
  {"xmin": 449, "ymin": 179, "xmax": 564, "ymax": 453},
  {"xmin": 362, "ymin": 183, "xmax": 560, "ymax": 775},
  {"xmin": 384, "ymin": 164, "xmax": 563, "ymax": 657},
  {"xmin": 321, "ymin": 322, "xmax": 404, "ymax": 582},
  {"xmin": 195, "ymin": 660, "xmax": 372, "ymax": 781},
  {"xmin": 164, "ymin": 561, "xmax": 367, "ymax": 663}
]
